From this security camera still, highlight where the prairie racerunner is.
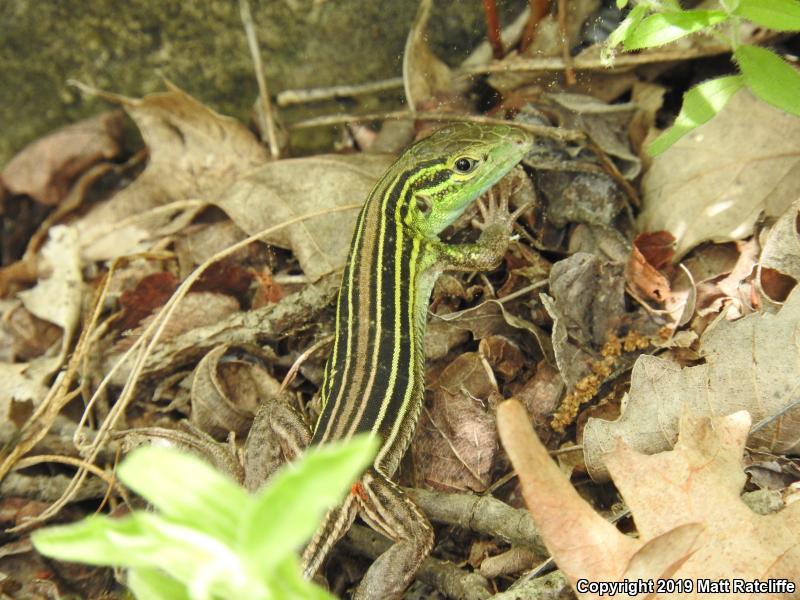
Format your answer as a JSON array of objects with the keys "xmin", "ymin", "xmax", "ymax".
[{"xmin": 252, "ymin": 122, "xmax": 532, "ymax": 598}]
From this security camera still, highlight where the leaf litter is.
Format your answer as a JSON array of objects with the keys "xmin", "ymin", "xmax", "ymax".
[{"xmin": 1, "ymin": 1, "xmax": 799, "ymax": 599}]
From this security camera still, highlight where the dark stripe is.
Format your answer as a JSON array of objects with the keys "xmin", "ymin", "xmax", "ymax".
[{"xmin": 312, "ymin": 158, "xmax": 449, "ymax": 445}]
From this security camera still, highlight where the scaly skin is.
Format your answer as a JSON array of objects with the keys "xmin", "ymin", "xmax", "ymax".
[{"xmin": 248, "ymin": 123, "xmax": 533, "ymax": 599}]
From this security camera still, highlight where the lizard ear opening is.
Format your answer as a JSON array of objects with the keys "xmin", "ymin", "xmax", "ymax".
[{"xmin": 415, "ymin": 195, "xmax": 432, "ymax": 214}]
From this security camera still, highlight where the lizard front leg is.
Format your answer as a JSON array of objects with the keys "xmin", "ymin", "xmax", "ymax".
[{"xmin": 432, "ymin": 187, "xmax": 531, "ymax": 273}]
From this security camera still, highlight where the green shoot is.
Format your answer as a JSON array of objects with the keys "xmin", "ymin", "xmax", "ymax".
[
  {"xmin": 32, "ymin": 436, "xmax": 378, "ymax": 600},
  {"xmin": 604, "ymin": 0, "xmax": 800, "ymax": 154}
]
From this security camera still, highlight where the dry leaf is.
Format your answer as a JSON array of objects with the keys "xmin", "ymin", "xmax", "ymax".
[
  {"xmin": 413, "ymin": 352, "xmax": 499, "ymax": 492},
  {"xmin": 541, "ymin": 253, "xmax": 628, "ymax": 389},
  {"xmin": 605, "ymin": 411, "xmax": 800, "ymax": 594},
  {"xmin": 0, "ymin": 304, "xmax": 62, "ymax": 363},
  {"xmin": 584, "ymin": 285, "xmax": 800, "ymax": 481},
  {"xmin": 498, "ymin": 399, "xmax": 705, "ymax": 597},
  {"xmin": 74, "ymin": 83, "xmax": 268, "ymax": 260},
  {"xmin": 478, "ymin": 335, "xmax": 525, "ymax": 381},
  {"xmin": 547, "ymin": 93, "xmax": 641, "ymax": 180},
  {"xmin": 538, "ymin": 170, "xmax": 627, "ymax": 229},
  {"xmin": 214, "ymin": 154, "xmax": 392, "ymax": 281},
  {"xmin": 625, "ymin": 231, "xmax": 675, "ymax": 304},
  {"xmin": 501, "ymin": 401, "xmax": 800, "ymax": 598},
  {"xmin": 402, "ymin": 0, "xmax": 459, "ymax": 111},
  {"xmin": 190, "ymin": 344, "xmax": 278, "ymax": 439},
  {"xmin": 0, "ymin": 226, "xmax": 82, "ymax": 407},
  {"xmin": 0, "ymin": 112, "xmax": 124, "ymax": 206},
  {"xmin": 639, "ymin": 91, "xmax": 800, "ymax": 258},
  {"xmin": 432, "ymin": 299, "xmax": 551, "ymax": 361},
  {"xmin": 108, "ymin": 291, "xmax": 240, "ymax": 383},
  {"xmin": 511, "ymin": 361, "xmax": 564, "ymax": 447},
  {"xmin": 758, "ymin": 199, "xmax": 800, "ymax": 304},
  {"xmin": 116, "ymin": 272, "xmax": 178, "ymax": 332}
]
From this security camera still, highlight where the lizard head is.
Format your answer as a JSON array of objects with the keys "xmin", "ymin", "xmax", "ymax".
[{"xmin": 399, "ymin": 122, "xmax": 532, "ymax": 237}]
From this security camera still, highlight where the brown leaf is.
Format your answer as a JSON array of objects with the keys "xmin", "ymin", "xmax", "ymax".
[
  {"xmin": 510, "ymin": 360, "xmax": 565, "ymax": 446},
  {"xmin": 605, "ymin": 411, "xmax": 800, "ymax": 590},
  {"xmin": 478, "ymin": 335, "xmax": 525, "ymax": 381},
  {"xmin": 413, "ymin": 352, "xmax": 499, "ymax": 492},
  {"xmin": 0, "ymin": 111, "xmax": 124, "ymax": 206},
  {"xmin": 639, "ymin": 91, "xmax": 800, "ymax": 258},
  {"xmin": 497, "ymin": 399, "xmax": 705, "ymax": 594},
  {"xmin": 625, "ymin": 231, "xmax": 675, "ymax": 304},
  {"xmin": 214, "ymin": 154, "xmax": 393, "ymax": 281},
  {"xmin": 0, "ymin": 226, "xmax": 82, "ymax": 407},
  {"xmin": 547, "ymin": 93, "xmax": 642, "ymax": 180},
  {"xmin": 502, "ymin": 400, "xmax": 800, "ymax": 596},
  {"xmin": 117, "ymin": 272, "xmax": 178, "ymax": 332},
  {"xmin": 190, "ymin": 344, "xmax": 279, "ymax": 439},
  {"xmin": 402, "ymin": 0, "xmax": 461, "ymax": 112},
  {"xmin": 432, "ymin": 299, "xmax": 552, "ymax": 361},
  {"xmin": 759, "ymin": 199, "xmax": 800, "ymax": 304},
  {"xmin": 0, "ymin": 305, "xmax": 62, "ymax": 362},
  {"xmin": 584, "ymin": 286, "xmax": 800, "ymax": 481},
  {"xmin": 113, "ymin": 291, "xmax": 239, "ymax": 357},
  {"xmin": 74, "ymin": 83, "xmax": 268, "ymax": 260}
]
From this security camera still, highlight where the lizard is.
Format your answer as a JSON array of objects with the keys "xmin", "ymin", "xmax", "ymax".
[{"xmin": 248, "ymin": 122, "xmax": 533, "ymax": 599}]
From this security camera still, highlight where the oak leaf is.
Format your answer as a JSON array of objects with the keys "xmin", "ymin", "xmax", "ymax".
[
  {"xmin": 584, "ymin": 286, "xmax": 800, "ymax": 481},
  {"xmin": 499, "ymin": 400, "xmax": 800, "ymax": 598}
]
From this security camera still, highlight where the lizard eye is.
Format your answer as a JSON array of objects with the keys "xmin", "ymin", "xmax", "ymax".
[{"xmin": 453, "ymin": 157, "xmax": 478, "ymax": 174}]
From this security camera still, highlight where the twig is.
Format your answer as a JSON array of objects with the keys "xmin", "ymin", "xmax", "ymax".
[
  {"xmin": 280, "ymin": 335, "xmax": 334, "ymax": 392},
  {"xmin": 0, "ymin": 262, "xmax": 116, "ymax": 486},
  {"xmin": 520, "ymin": 0, "xmax": 550, "ymax": 52},
  {"xmin": 108, "ymin": 272, "xmax": 341, "ymax": 381},
  {"xmin": 405, "ymin": 487, "xmax": 547, "ymax": 555},
  {"xmin": 0, "ymin": 472, "xmax": 109, "ymax": 504},
  {"xmin": 10, "ymin": 204, "xmax": 362, "ymax": 531},
  {"xmin": 240, "ymin": 0, "xmax": 280, "ymax": 159},
  {"xmin": 291, "ymin": 110, "xmax": 584, "ymax": 143},
  {"xmin": 482, "ymin": 0, "xmax": 505, "ymax": 59},
  {"xmin": 12, "ymin": 454, "xmax": 128, "ymax": 506},
  {"xmin": 585, "ymin": 139, "xmax": 641, "ymax": 208},
  {"xmin": 497, "ymin": 279, "xmax": 548, "ymax": 304},
  {"xmin": 461, "ymin": 43, "xmax": 732, "ymax": 75},
  {"xmin": 480, "ymin": 545, "xmax": 539, "ymax": 578},
  {"xmin": 489, "ymin": 570, "xmax": 570, "ymax": 599},
  {"xmin": 750, "ymin": 394, "xmax": 800, "ymax": 435},
  {"xmin": 341, "ymin": 524, "xmax": 492, "ymax": 600},
  {"xmin": 277, "ymin": 77, "xmax": 405, "ymax": 107},
  {"xmin": 557, "ymin": 0, "xmax": 576, "ymax": 85}
]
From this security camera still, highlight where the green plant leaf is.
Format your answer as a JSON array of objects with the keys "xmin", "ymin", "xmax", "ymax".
[
  {"xmin": 734, "ymin": 45, "xmax": 800, "ymax": 117},
  {"xmin": 616, "ymin": 0, "xmax": 630, "ymax": 8},
  {"xmin": 32, "ymin": 514, "xmax": 160, "ymax": 568},
  {"xmin": 239, "ymin": 434, "xmax": 378, "ymax": 571},
  {"xmin": 118, "ymin": 446, "xmax": 249, "ymax": 543},
  {"xmin": 606, "ymin": 3, "xmax": 649, "ymax": 50},
  {"xmin": 127, "ymin": 568, "xmax": 192, "ymax": 600},
  {"xmin": 269, "ymin": 556, "xmax": 337, "ymax": 600},
  {"xmin": 733, "ymin": 0, "xmax": 800, "ymax": 31},
  {"xmin": 33, "ymin": 510, "xmax": 244, "ymax": 595},
  {"xmin": 624, "ymin": 10, "xmax": 728, "ymax": 49},
  {"xmin": 649, "ymin": 75, "xmax": 745, "ymax": 156}
]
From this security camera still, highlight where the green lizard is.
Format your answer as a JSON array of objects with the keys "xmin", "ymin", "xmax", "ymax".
[{"xmin": 250, "ymin": 122, "xmax": 532, "ymax": 599}]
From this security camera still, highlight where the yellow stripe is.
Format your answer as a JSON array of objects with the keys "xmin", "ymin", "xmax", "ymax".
[
  {"xmin": 376, "ymin": 234, "xmax": 421, "ymax": 466},
  {"xmin": 318, "ymin": 175, "xmax": 378, "ymax": 430}
]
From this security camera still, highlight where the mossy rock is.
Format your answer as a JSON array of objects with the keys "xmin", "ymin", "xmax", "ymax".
[{"xmin": 0, "ymin": 0, "xmax": 525, "ymax": 165}]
